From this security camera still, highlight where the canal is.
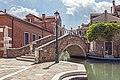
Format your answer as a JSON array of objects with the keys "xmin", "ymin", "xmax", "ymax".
[{"xmin": 71, "ymin": 58, "xmax": 120, "ymax": 80}]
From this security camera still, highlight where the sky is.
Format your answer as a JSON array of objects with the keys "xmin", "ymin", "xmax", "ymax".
[{"xmin": 0, "ymin": 0, "xmax": 120, "ymax": 29}]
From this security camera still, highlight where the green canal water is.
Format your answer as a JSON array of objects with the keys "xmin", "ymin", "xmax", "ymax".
[{"xmin": 71, "ymin": 58, "xmax": 120, "ymax": 80}]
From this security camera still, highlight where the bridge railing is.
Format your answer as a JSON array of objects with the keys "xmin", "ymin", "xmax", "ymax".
[
  {"xmin": 34, "ymin": 34, "xmax": 89, "ymax": 63},
  {"xmin": 6, "ymin": 35, "xmax": 55, "ymax": 57},
  {"xmin": 35, "ymin": 34, "xmax": 69, "ymax": 63}
]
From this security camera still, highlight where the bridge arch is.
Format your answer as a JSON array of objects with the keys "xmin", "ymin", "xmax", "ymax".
[{"xmin": 59, "ymin": 43, "xmax": 86, "ymax": 59}]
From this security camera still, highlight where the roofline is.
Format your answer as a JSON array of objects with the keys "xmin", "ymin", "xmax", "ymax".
[
  {"xmin": 91, "ymin": 13, "xmax": 120, "ymax": 21},
  {"xmin": 40, "ymin": 16, "xmax": 55, "ymax": 19},
  {"xmin": 0, "ymin": 12, "xmax": 53, "ymax": 34},
  {"xmin": 25, "ymin": 13, "xmax": 40, "ymax": 20},
  {"xmin": 90, "ymin": 13, "xmax": 102, "ymax": 15}
]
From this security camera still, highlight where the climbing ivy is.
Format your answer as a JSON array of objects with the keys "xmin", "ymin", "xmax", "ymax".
[{"xmin": 85, "ymin": 22, "xmax": 120, "ymax": 42}]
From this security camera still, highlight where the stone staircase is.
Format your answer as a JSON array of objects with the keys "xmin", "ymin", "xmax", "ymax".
[
  {"xmin": 16, "ymin": 53, "xmax": 35, "ymax": 62},
  {"xmin": 16, "ymin": 35, "xmax": 56, "ymax": 62}
]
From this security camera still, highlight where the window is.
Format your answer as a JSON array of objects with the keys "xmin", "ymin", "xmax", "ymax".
[
  {"xmin": 95, "ymin": 21, "xmax": 99, "ymax": 23},
  {"xmin": 105, "ymin": 42, "xmax": 112, "ymax": 55},
  {"xmin": 32, "ymin": 34, "xmax": 36, "ymax": 41},
  {"xmin": 79, "ymin": 31, "xmax": 81, "ymax": 35},
  {"xmin": 65, "ymin": 31, "xmax": 66, "ymax": 33},
  {"xmin": 110, "ymin": 21, "xmax": 117, "ymax": 23},
  {"xmin": 38, "ymin": 35, "xmax": 41, "ymax": 39},
  {"xmin": 0, "ymin": 28, "xmax": 3, "ymax": 32},
  {"xmin": 24, "ymin": 32, "xmax": 30, "ymax": 45},
  {"xmin": 60, "ymin": 31, "xmax": 62, "ymax": 36},
  {"xmin": 118, "ymin": 12, "xmax": 120, "ymax": 15},
  {"xmin": 28, "ymin": 19, "xmax": 32, "ymax": 23}
]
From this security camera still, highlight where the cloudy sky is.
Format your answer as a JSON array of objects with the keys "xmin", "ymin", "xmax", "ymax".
[{"xmin": 0, "ymin": 0, "xmax": 120, "ymax": 29}]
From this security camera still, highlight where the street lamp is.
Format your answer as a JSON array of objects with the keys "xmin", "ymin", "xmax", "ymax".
[{"xmin": 54, "ymin": 11, "xmax": 59, "ymax": 63}]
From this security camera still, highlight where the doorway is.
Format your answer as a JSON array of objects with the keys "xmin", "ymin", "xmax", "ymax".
[{"xmin": 105, "ymin": 42, "xmax": 112, "ymax": 55}]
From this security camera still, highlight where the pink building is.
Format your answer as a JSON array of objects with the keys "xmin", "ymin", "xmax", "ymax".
[{"xmin": 0, "ymin": 10, "xmax": 64, "ymax": 57}]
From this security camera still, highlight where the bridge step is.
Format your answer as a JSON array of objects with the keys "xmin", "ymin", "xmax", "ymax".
[
  {"xmin": 25, "ymin": 53, "xmax": 35, "ymax": 57},
  {"xmin": 20, "ymin": 55, "xmax": 35, "ymax": 59},
  {"xmin": 16, "ymin": 57, "xmax": 35, "ymax": 62},
  {"xmin": 16, "ymin": 53, "xmax": 35, "ymax": 62}
]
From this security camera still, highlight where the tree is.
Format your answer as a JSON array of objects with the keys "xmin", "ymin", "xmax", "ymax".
[{"xmin": 85, "ymin": 22, "xmax": 120, "ymax": 42}]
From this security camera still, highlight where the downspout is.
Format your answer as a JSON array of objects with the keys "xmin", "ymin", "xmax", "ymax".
[
  {"xmin": 12, "ymin": 17, "xmax": 14, "ymax": 48},
  {"xmin": 42, "ymin": 29, "xmax": 43, "ymax": 38}
]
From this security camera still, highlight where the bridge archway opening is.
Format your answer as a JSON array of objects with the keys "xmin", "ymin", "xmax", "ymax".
[{"xmin": 59, "ymin": 44, "xmax": 86, "ymax": 61}]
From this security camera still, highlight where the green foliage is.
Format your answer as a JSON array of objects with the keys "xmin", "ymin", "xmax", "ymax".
[{"xmin": 85, "ymin": 22, "xmax": 120, "ymax": 42}]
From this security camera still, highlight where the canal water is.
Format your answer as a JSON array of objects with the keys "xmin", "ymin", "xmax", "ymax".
[{"xmin": 71, "ymin": 58, "xmax": 120, "ymax": 80}]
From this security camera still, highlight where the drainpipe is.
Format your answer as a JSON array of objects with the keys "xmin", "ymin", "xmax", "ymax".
[
  {"xmin": 42, "ymin": 29, "xmax": 43, "ymax": 38},
  {"xmin": 12, "ymin": 17, "xmax": 14, "ymax": 48}
]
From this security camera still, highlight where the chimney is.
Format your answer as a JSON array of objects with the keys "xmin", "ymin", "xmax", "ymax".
[
  {"xmin": 105, "ymin": 10, "xmax": 107, "ymax": 14},
  {"xmin": 42, "ymin": 14, "xmax": 45, "ymax": 20},
  {"xmin": 42, "ymin": 14, "xmax": 46, "ymax": 28},
  {"xmin": 4, "ymin": 9, "xmax": 6, "ymax": 13},
  {"xmin": 104, "ymin": 10, "xmax": 107, "ymax": 22},
  {"xmin": 112, "ymin": 0, "xmax": 117, "ymax": 14},
  {"xmin": 54, "ymin": 11, "xmax": 59, "ymax": 16},
  {"xmin": 111, "ymin": 7, "xmax": 112, "ymax": 13}
]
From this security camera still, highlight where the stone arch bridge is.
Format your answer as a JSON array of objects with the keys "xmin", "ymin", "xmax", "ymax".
[{"xmin": 35, "ymin": 34, "xmax": 89, "ymax": 62}]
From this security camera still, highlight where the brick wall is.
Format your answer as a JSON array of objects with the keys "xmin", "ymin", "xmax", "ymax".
[
  {"xmin": 0, "ymin": 13, "xmax": 53, "ymax": 48},
  {"xmin": 0, "ymin": 15, "xmax": 7, "ymax": 25},
  {"xmin": 0, "ymin": 12, "xmax": 54, "ymax": 57},
  {"xmin": 92, "ymin": 33, "xmax": 120, "ymax": 58}
]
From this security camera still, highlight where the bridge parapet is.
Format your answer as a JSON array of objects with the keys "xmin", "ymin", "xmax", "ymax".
[
  {"xmin": 35, "ymin": 34, "xmax": 89, "ymax": 63},
  {"xmin": 6, "ymin": 35, "xmax": 55, "ymax": 57}
]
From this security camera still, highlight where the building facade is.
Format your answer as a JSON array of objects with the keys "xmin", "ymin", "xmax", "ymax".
[
  {"xmin": 25, "ymin": 11, "xmax": 64, "ymax": 36},
  {"xmin": 89, "ymin": 0, "xmax": 120, "ymax": 58},
  {"xmin": 0, "ymin": 10, "xmax": 64, "ymax": 57},
  {"xmin": 76, "ymin": 24, "xmax": 89, "ymax": 37}
]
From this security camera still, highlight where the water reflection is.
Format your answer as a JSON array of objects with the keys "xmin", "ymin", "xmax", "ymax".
[
  {"xmin": 65, "ymin": 58, "xmax": 120, "ymax": 80},
  {"xmin": 84, "ymin": 60, "xmax": 120, "ymax": 80},
  {"xmin": 59, "ymin": 50, "xmax": 70, "ymax": 61}
]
